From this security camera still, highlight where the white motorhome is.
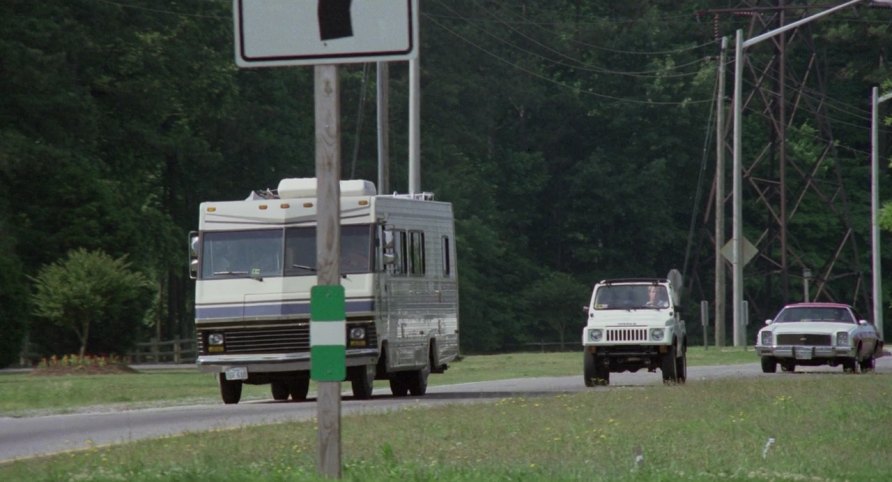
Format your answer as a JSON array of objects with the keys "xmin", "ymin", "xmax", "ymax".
[{"xmin": 189, "ymin": 178, "xmax": 459, "ymax": 404}]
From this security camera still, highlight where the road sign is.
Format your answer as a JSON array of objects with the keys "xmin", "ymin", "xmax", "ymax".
[
  {"xmin": 234, "ymin": 0, "xmax": 419, "ymax": 68},
  {"xmin": 721, "ymin": 237, "xmax": 758, "ymax": 266},
  {"xmin": 310, "ymin": 284, "xmax": 346, "ymax": 382}
]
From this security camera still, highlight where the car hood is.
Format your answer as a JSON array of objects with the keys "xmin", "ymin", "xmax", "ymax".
[
  {"xmin": 764, "ymin": 321, "xmax": 857, "ymax": 334},
  {"xmin": 588, "ymin": 310, "xmax": 673, "ymax": 326}
]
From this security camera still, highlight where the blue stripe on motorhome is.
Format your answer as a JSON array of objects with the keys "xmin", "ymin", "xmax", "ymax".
[{"xmin": 196, "ymin": 299, "xmax": 374, "ymax": 320}]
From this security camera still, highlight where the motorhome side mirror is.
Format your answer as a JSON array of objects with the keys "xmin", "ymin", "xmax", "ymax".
[
  {"xmin": 188, "ymin": 232, "xmax": 199, "ymax": 279},
  {"xmin": 382, "ymin": 253, "xmax": 396, "ymax": 265}
]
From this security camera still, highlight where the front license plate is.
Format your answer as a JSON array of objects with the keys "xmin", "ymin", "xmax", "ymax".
[
  {"xmin": 225, "ymin": 367, "xmax": 248, "ymax": 381},
  {"xmin": 795, "ymin": 348, "xmax": 813, "ymax": 360}
]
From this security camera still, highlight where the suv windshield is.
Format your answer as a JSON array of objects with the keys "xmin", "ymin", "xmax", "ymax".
[{"xmin": 594, "ymin": 284, "xmax": 669, "ymax": 310}]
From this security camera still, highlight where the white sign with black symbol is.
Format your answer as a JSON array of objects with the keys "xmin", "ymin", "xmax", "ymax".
[{"xmin": 234, "ymin": 0, "xmax": 418, "ymax": 68}]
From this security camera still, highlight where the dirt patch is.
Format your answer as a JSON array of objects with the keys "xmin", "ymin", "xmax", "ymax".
[{"xmin": 30, "ymin": 364, "xmax": 138, "ymax": 376}]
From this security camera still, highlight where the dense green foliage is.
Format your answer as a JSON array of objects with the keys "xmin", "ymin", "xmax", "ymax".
[
  {"xmin": 30, "ymin": 248, "xmax": 152, "ymax": 357},
  {"xmin": 0, "ymin": 1, "xmax": 890, "ymax": 364}
]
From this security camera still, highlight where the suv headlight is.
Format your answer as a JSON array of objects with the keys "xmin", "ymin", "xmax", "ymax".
[
  {"xmin": 650, "ymin": 328, "xmax": 664, "ymax": 341},
  {"xmin": 588, "ymin": 329, "xmax": 603, "ymax": 342},
  {"xmin": 760, "ymin": 331, "xmax": 772, "ymax": 346},
  {"xmin": 836, "ymin": 331, "xmax": 849, "ymax": 346}
]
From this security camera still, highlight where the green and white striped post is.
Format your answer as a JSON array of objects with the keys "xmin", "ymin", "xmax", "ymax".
[{"xmin": 311, "ymin": 285, "xmax": 346, "ymax": 382}]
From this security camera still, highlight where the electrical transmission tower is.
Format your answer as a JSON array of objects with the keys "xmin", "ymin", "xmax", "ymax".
[{"xmin": 696, "ymin": 1, "xmax": 872, "ymax": 345}]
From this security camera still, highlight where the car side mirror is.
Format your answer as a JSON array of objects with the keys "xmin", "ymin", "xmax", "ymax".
[
  {"xmin": 858, "ymin": 319, "xmax": 868, "ymax": 325},
  {"xmin": 764, "ymin": 319, "xmax": 772, "ymax": 325}
]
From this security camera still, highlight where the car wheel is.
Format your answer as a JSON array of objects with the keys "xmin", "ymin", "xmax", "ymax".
[
  {"xmin": 859, "ymin": 355, "xmax": 875, "ymax": 373},
  {"xmin": 760, "ymin": 357, "xmax": 777, "ymax": 373},
  {"xmin": 219, "ymin": 374, "xmax": 242, "ymax": 405},
  {"xmin": 780, "ymin": 363, "xmax": 795, "ymax": 373},
  {"xmin": 842, "ymin": 358, "xmax": 860, "ymax": 374},
  {"xmin": 661, "ymin": 344, "xmax": 679, "ymax": 384}
]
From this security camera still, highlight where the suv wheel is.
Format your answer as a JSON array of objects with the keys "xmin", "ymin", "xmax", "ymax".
[{"xmin": 661, "ymin": 344, "xmax": 679, "ymax": 384}]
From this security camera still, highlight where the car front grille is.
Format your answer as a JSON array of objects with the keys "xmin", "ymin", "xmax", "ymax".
[
  {"xmin": 606, "ymin": 328, "xmax": 648, "ymax": 342},
  {"xmin": 776, "ymin": 333, "xmax": 832, "ymax": 346}
]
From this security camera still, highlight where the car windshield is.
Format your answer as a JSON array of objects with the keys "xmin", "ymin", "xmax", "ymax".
[
  {"xmin": 593, "ymin": 284, "xmax": 669, "ymax": 310},
  {"xmin": 774, "ymin": 307, "xmax": 855, "ymax": 323}
]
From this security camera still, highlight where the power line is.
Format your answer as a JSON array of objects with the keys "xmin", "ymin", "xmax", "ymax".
[{"xmin": 425, "ymin": 14, "xmax": 713, "ymax": 107}]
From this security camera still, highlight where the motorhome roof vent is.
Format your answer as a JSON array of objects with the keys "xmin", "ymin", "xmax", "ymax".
[{"xmin": 277, "ymin": 178, "xmax": 377, "ymax": 199}]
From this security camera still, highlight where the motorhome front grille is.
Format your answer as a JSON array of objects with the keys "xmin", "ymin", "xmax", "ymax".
[
  {"xmin": 776, "ymin": 333, "xmax": 832, "ymax": 346},
  {"xmin": 199, "ymin": 322, "xmax": 377, "ymax": 354},
  {"xmin": 606, "ymin": 328, "xmax": 648, "ymax": 342}
]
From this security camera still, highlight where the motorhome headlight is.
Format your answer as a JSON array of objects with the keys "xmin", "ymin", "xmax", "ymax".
[
  {"xmin": 650, "ymin": 328, "xmax": 665, "ymax": 341},
  {"xmin": 349, "ymin": 327, "xmax": 366, "ymax": 340},
  {"xmin": 760, "ymin": 331, "xmax": 773, "ymax": 346},
  {"xmin": 588, "ymin": 329, "xmax": 603, "ymax": 342},
  {"xmin": 208, "ymin": 333, "xmax": 225, "ymax": 346},
  {"xmin": 836, "ymin": 331, "xmax": 849, "ymax": 346}
]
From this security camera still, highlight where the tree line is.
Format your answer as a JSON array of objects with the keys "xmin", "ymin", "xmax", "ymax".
[{"xmin": 1, "ymin": 0, "xmax": 890, "ymax": 366}]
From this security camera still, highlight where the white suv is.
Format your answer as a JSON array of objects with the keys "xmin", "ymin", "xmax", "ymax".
[{"xmin": 581, "ymin": 278, "xmax": 687, "ymax": 386}]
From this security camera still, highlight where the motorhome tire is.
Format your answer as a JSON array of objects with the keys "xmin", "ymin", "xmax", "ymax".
[
  {"xmin": 389, "ymin": 375, "xmax": 409, "ymax": 397},
  {"xmin": 288, "ymin": 375, "xmax": 310, "ymax": 401},
  {"xmin": 350, "ymin": 364, "xmax": 376, "ymax": 399},
  {"xmin": 408, "ymin": 364, "xmax": 430, "ymax": 396},
  {"xmin": 271, "ymin": 381, "xmax": 289, "ymax": 401}
]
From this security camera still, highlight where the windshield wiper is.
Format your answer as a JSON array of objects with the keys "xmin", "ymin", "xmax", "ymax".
[
  {"xmin": 291, "ymin": 264, "xmax": 348, "ymax": 279},
  {"xmin": 212, "ymin": 270, "xmax": 249, "ymax": 276}
]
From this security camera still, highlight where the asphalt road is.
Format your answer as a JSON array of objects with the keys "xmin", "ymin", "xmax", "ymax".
[{"xmin": 1, "ymin": 358, "xmax": 889, "ymax": 463}]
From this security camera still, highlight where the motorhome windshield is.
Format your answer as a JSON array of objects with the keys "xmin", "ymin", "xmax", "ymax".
[{"xmin": 200, "ymin": 225, "xmax": 373, "ymax": 280}]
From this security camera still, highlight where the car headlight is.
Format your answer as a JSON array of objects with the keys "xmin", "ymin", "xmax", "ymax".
[
  {"xmin": 349, "ymin": 327, "xmax": 366, "ymax": 340},
  {"xmin": 760, "ymin": 331, "xmax": 772, "ymax": 346},
  {"xmin": 208, "ymin": 333, "xmax": 225, "ymax": 346},
  {"xmin": 836, "ymin": 331, "xmax": 849, "ymax": 346},
  {"xmin": 650, "ymin": 328, "xmax": 664, "ymax": 341},
  {"xmin": 588, "ymin": 329, "xmax": 603, "ymax": 342}
]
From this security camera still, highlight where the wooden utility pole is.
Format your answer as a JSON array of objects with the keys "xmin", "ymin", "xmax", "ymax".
[{"xmin": 314, "ymin": 64, "xmax": 342, "ymax": 478}]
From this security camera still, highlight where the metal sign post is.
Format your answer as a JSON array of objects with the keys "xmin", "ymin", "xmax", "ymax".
[
  {"xmin": 313, "ymin": 64, "xmax": 344, "ymax": 478},
  {"xmin": 231, "ymin": 2, "xmax": 419, "ymax": 478}
]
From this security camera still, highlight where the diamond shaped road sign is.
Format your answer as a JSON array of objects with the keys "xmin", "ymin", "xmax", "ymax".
[
  {"xmin": 234, "ymin": 0, "xmax": 419, "ymax": 68},
  {"xmin": 721, "ymin": 237, "xmax": 758, "ymax": 266}
]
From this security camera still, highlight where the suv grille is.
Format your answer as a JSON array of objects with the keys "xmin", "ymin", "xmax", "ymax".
[
  {"xmin": 776, "ymin": 333, "xmax": 831, "ymax": 346},
  {"xmin": 606, "ymin": 328, "xmax": 648, "ymax": 342}
]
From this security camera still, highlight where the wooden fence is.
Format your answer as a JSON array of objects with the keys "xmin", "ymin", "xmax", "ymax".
[{"xmin": 127, "ymin": 338, "xmax": 197, "ymax": 364}]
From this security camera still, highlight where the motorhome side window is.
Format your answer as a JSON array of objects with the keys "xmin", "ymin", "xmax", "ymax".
[
  {"xmin": 382, "ymin": 229, "xmax": 405, "ymax": 276},
  {"xmin": 442, "ymin": 235, "xmax": 451, "ymax": 277},
  {"xmin": 409, "ymin": 231, "xmax": 425, "ymax": 276}
]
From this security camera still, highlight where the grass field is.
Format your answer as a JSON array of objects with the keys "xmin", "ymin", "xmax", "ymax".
[
  {"xmin": 0, "ymin": 347, "xmax": 756, "ymax": 416},
  {"xmin": 1, "ymin": 358, "xmax": 889, "ymax": 481}
]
